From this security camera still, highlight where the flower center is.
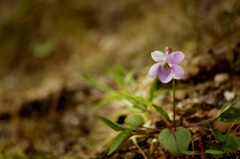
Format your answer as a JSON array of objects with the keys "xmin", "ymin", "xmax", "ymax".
[{"xmin": 162, "ymin": 63, "xmax": 171, "ymax": 74}]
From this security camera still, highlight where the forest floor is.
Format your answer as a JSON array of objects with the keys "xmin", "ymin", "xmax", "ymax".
[
  {"xmin": 0, "ymin": 0, "xmax": 240, "ymax": 159},
  {"xmin": 0, "ymin": 44, "xmax": 240, "ymax": 159}
]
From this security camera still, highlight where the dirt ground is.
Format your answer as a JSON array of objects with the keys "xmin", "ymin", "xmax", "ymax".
[{"xmin": 0, "ymin": 0, "xmax": 240, "ymax": 158}]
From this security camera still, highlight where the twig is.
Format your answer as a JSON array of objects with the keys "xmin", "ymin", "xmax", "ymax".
[
  {"xmin": 148, "ymin": 141, "xmax": 159, "ymax": 159},
  {"xmin": 131, "ymin": 136, "xmax": 148, "ymax": 159}
]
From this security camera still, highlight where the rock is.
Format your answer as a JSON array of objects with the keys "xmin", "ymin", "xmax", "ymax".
[
  {"xmin": 214, "ymin": 73, "xmax": 229, "ymax": 86},
  {"xmin": 185, "ymin": 48, "xmax": 231, "ymax": 83},
  {"xmin": 224, "ymin": 91, "xmax": 235, "ymax": 101}
]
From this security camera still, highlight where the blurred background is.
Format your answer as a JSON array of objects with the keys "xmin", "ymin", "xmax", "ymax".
[{"xmin": 0, "ymin": 0, "xmax": 239, "ymax": 158}]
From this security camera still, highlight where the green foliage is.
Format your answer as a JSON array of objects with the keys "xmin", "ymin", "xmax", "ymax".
[
  {"xmin": 181, "ymin": 151, "xmax": 196, "ymax": 155},
  {"xmin": 206, "ymin": 145, "xmax": 224, "ymax": 158},
  {"xmin": 216, "ymin": 103, "xmax": 240, "ymax": 123},
  {"xmin": 152, "ymin": 104, "xmax": 170, "ymax": 120},
  {"xmin": 158, "ymin": 127, "xmax": 191, "ymax": 157},
  {"xmin": 206, "ymin": 126, "xmax": 240, "ymax": 158},
  {"xmin": 98, "ymin": 116, "xmax": 128, "ymax": 131},
  {"xmin": 83, "ymin": 66, "xmax": 150, "ymax": 113},
  {"xmin": 4, "ymin": 146, "xmax": 27, "ymax": 159},
  {"xmin": 223, "ymin": 135, "xmax": 240, "ymax": 152},
  {"xmin": 205, "ymin": 148, "xmax": 224, "ymax": 154},
  {"xmin": 83, "ymin": 74, "xmax": 113, "ymax": 92},
  {"xmin": 235, "ymin": 136, "xmax": 240, "ymax": 147},
  {"xmin": 105, "ymin": 65, "xmax": 127, "ymax": 91},
  {"xmin": 31, "ymin": 40, "xmax": 53, "ymax": 58},
  {"xmin": 218, "ymin": 106, "xmax": 240, "ymax": 122},
  {"xmin": 126, "ymin": 115, "xmax": 144, "ymax": 129},
  {"xmin": 108, "ymin": 129, "xmax": 132, "ymax": 155},
  {"xmin": 183, "ymin": 107, "xmax": 197, "ymax": 116},
  {"xmin": 116, "ymin": 92, "xmax": 148, "ymax": 110},
  {"xmin": 84, "ymin": 66, "xmax": 240, "ymax": 158},
  {"xmin": 213, "ymin": 129, "xmax": 224, "ymax": 142},
  {"xmin": 98, "ymin": 115, "xmax": 145, "ymax": 155},
  {"xmin": 217, "ymin": 103, "xmax": 234, "ymax": 118},
  {"xmin": 148, "ymin": 78, "xmax": 158, "ymax": 101},
  {"xmin": 105, "ymin": 64, "xmax": 138, "ymax": 92}
]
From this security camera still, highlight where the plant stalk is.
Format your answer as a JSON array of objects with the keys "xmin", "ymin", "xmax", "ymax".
[{"xmin": 172, "ymin": 79, "xmax": 176, "ymax": 128}]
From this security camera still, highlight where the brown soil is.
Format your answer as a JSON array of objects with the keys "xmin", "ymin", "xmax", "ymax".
[{"xmin": 0, "ymin": 0, "xmax": 240, "ymax": 158}]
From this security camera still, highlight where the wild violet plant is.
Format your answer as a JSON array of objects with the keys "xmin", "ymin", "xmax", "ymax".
[
  {"xmin": 84, "ymin": 46, "xmax": 240, "ymax": 158},
  {"xmin": 148, "ymin": 47, "xmax": 190, "ymax": 157}
]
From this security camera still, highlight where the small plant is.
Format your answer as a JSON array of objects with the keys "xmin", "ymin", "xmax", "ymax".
[
  {"xmin": 84, "ymin": 46, "xmax": 240, "ymax": 158},
  {"xmin": 148, "ymin": 47, "xmax": 190, "ymax": 157}
]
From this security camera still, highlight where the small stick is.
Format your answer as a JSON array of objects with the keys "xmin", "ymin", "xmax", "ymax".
[
  {"xmin": 131, "ymin": 136, "xmax": 148, "ymax": 159},
  {"xmin": 148, "ymin": 141, "xmax": 159, "ymax": 159}
]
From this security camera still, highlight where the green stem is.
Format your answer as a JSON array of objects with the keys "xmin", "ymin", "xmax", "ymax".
[{"xmin": 172, "ymin": 79, "xmax": 176, "ymax": 128}]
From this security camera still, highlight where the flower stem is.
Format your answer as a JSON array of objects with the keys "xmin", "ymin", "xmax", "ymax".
[{"xmin": 172, "ymin": 79, "xmax": 176, "ymax": 128}]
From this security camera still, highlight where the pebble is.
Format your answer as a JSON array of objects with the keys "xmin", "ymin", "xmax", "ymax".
[
  {"xmin": 224, "ymin": 91, "xmax": 235, "ymax": 101},
  {"xmin": 214, "ymin": 73, "xmax": 229, "ymax": 86}
]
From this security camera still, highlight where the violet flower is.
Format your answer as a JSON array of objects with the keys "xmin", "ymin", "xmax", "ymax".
[{"xmin": 148, "ymin": 46, "xmax": 185, "ymax": 83}]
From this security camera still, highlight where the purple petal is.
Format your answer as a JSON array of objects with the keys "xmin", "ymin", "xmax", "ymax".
[
  {"xmin": 167, "ymin": 51, "xmax": 185, "ymax": 64},
  {"xmin": 171, "ymin": 64, "xmax": 185, "ymax": 80},
  {"xmin": 158, "ymin": 65, "xmax": 173, "ymax": 83},
  {"xmin": 148, "ymin": 63, "xmax": 162, "ymax": 78},
  {"xmin": 151, "ymin": 51, "xmax": 167, "ymax": 63}
]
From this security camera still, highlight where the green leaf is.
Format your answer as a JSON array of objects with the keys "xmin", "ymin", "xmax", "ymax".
[
  {"xmin": 98, "ymin": 116, "xmax": 128, "ymax": 131},
  {"xmin": 217, "ymin": 103, "xmax": 235, "ymax": 119},
  {"xmin": 118, "ymin": 92, "xmax": 148, "ymax": 107},
  {"xmin": 234, "ymin": 136, "xmax": 240, "ymax": 147},
  {"xmin": 148, "ymin": 78, "xmax": 158, "ymax": 102},
  {"xmin": 95, "ymin": 94, "xmax": 122, "ymax": 108},
  {"xmin": 82, "ymin": 74, "xmax": 113, "ymax": 92},
  {"xmin": 183, "ymin": 108, "xmax": 197, "ymax": 117},
  {"xmin": 108, "ymin": 129, "xmax": 132, "ymax": 155},
  {"xmin": 126, "ymin": 115, "xmax": 144, "ymax": 128},
  {"xmin": 31, "ymin": 40, "xmax": 53, "ymax": 58},
  {"xmin": 122, "ymin": 99, "xmax": 143, "ymax": 113},
  {"xmin": 105, "ymin": 64, "xmax": 138, "ymax": 93},
  {"xmin": 95, "ymin": 92, "xmax": 144, "ymax": 112},
  {"xmin": 113, "ymin": 92, "xmax": 148, "ymax": 112},
  {"xmin": 181, "ymin": 151, "xmax": 195, "ymax": 155},
  {"xmin": 206, "ymin": 145, "xmax": 224, "ymax": 158},
  {"xmin": 218, "ymin": 104, "xmax": 232, "ymax": 116},
  {"xmin": 218, "ymin": 106, "xmax": 240, "ymax": 122},
  {"xmin": 223, "ymin": 135, "xmax": 239, "ymax": 153},
  {"xmin": 153, "ymin": 104, "xmax": 170, "ymax": 120},
  {"xmin": 213, "ymin": 129, "xmax": 224, "ymax": 142},
  {"xmin": 106, "ymin": 64, "xmax": 126, "ymax": 90},
  {"xmin": 205, "ymin": 149, "xmax": 224, "ymax": 155},
  {"xmin": 158, "ymin": 126, "xmax": 191, "ymax": 157},
  {"xmin": 124, "ymin": 69, "xmax": 138, "ymax": 92}
]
